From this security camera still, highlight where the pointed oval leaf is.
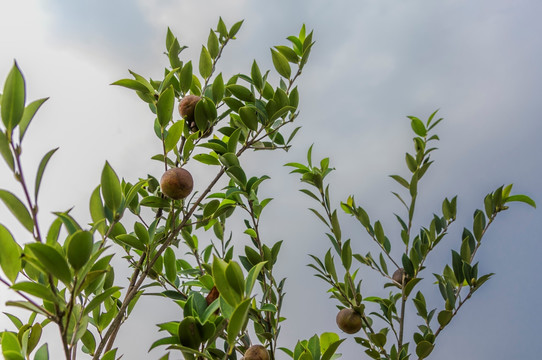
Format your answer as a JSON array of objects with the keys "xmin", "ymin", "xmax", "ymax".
[
  {"xmin": 179, "ymin": 61, "xmax": 193, "ymax": 93},
  {"xmin": 100, "ymin": 161, "xmax": 121, "ymax": 212},
  {"xmin": 157, "ymin": 86, "xmax": 175, "ymax": 127},
  {"xmin": 226, "ymin": 298, "xmax": 251, "ymax": 347},
  {"xmin": 0, "ymin": 224, "xmax": 22, "ymax": 282},
  {"xmin": 0, "ymin": 190, "xmax": 33, "ymax": 232},
  {"xmin": 199, "ymin": 46, "xmax": 213, "ymax": 79},
  {"xmin": 67, "ymin": 230, "xmax": 93, "ymax": 271},
  {"xmin": 271, "ymin": 49, "xmax": 291, "ymax": 78},
  {"xmin": 239, "ymin": 106, "xmax": 258, "ymax": 131},
  {"xmin": 26, "ymin": 243, "xmax": 71, "ymax": 285},
  {"xmin": 34, "ymin": 148, "xmax": 58, "ymax": 200},
  {"xmin": 1, "ymin": 61, "xmax": 26, "ymax": 132}
]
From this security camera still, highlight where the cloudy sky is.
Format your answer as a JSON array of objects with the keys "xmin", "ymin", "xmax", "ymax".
[{"xmin": 1, "ymin": 0, "xmax": 541, "ymax": 359}]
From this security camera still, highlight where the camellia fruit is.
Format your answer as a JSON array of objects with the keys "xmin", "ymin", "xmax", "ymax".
[
  {"xmin": 160, "ymin": 167, "xmax": 194, "ymax": 200},
  {"xmin": 179, "ymin": 95, "xmax": 201, "ymax": 132},
  {"xmin": 392, "ymin": 268, "xmax": 411, "ymax": 286},
  {"xmin": 336, "ymin": 308, "xmax": 362, "ymax": 334},
  {"xmin": 243, "ymin": 345, "xmax": 269, "ymax": 360}
]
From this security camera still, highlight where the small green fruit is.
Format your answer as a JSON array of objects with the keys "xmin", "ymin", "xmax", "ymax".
[
  {"xmin": 243, "ymin": 345, "xmax": 269, "ymax": 360},
  {"xmin": 160, "ymin": 168, "xmax": 194, "ymax": 200},
  {"xmin": 336, "ymin": 308, "xmax": 362, "ymax": 334}
]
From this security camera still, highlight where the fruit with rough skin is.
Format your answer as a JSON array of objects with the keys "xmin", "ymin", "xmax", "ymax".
[
  {"xmin": 392, "ymin": 268, "xmax": 411, "ymax": 286},
  {"xmin": 243, "ymin": 345, "xmax": 269, "ymax": 360},
  {"xmin": 160, "ymin": 168, "xmax": 194, "ymax": 200},
  {"xmin": 336, "ymin": 308, "xmax": 362, "ymax": 334}
]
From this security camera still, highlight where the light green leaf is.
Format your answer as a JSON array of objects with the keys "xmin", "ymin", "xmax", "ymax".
[
  {"xmin": 228, "ymin": 20, "xmax": 244, "ymax": 38},
  {"xmin": 157, "ymin": 86, "xmax": 175, "ymax": 127},
  {"xmin": 165, "ymin": 121, "xmax": 184, "ymax": 153},
  {"xmin": 33, "ymin": 343, "xmax": 48, "ymax": 360},
  {"xmin": 415, "ymin": 341, "xmax": 434, "ymax": 359},
  {"xmin": 34, "ymin": 148, "xmax": 58, "ymax": 200},
  {"xmin": 26, "ymin": 243, "xmax": 71, "ymax": 285},
  {"xmin": 89, "ymin": 186, "xmax": 106, "ymax": 235},
  {"xmin": 19, "ymin": 98, "xmax": 49, "ymax": 141},
  {"xmin": 193, "ymin": 153, "xmax": 220, "ymax": 166},
  {"xmin": 207, "ymin": 30, "xmax": 219, "ymax": 58},
  {"xmin": 199, "ymin": 46, "xmax": 213, "ymax": 79},
  {"xmin": 225, "ymin": 261, "xmax": 245, "ymax": 297},
  {"xmin": 0, "ymin": 190, "xmax": 34, "ymax": 232},
  {"xmin": 437, "ymin": 309, "xmax": 453, "ymax": 327},
  {"xmin": 211, "ymin": 73, "xmax": 224, "ymax": 104},
  {"xmin": 83, "ymin": 286, "xmax": 121, "ymax": 316},
  {"xmin": 409, "ymin": 116, "xmax": 427, "ymax": 137},
  {"xmin": 505, "ymin": 194, "xmax": 536, "ymax": 208},
  {"xmin": 1, "ymin": 331, "xmax": 22, "ymax": 357},
  {"xmin": 100, "ymin": 161, "xmax": 121, "ymax": 212},
  {"xmin": 1, "ymin": 61, "xmax": 26, "ymax": 133},
  {"xmin": 164, "ymin": 248, "xmax": 177, "ymax": 283},
  {"xmin": 10, "ymin": 282, "xmax": 55, "ymax": 302},
  {"xmin": 110, "ymin": 79, "xmax": 151, "ymax": 94},
  {"xmin": 0, "ymin": 131, "xmax": 14, "ymax": 170},
  {"xmin": 239, "ymin": 106, "xmax": 258, "ymax": 131},
  {"xmin": 67, "ymin": 230, "xmax": 93, "ymax": 271},
  {"xmin": 179, "ymin": 61, "xmax": 193, "ymax": 93},
  {"xmin": 226, "ymin": 298, "xmax": 251, "ymax": 347},
  {"xmin": 245, "ymin": 261, "xmax": 267, "ymax": 296},
  {"xmin": 212, "ymin": 257, "xmax": 241, "ymax": 307},
  {"xmin": 271, "ymin": 49, "xmax": 291, "ymax": 79},
  {"xmin": 0, "ymin": 224, "xmax": 21, "ymax": 282}
]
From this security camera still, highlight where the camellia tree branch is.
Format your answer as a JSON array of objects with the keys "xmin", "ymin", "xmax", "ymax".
[{"xmin": 0, "ymin": 17, "xmax": 536, "ymax": 360}]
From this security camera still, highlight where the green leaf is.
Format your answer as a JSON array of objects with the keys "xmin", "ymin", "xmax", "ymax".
[
  {"xmin": 100, "ymin": 161, "xmax": 122, "ymax": 212},
  {"xmin": 2, "ymin": 331, "xmax": 22, "ymax": 357},
  {"xmin": 239, "ymin": 106, "xmax": 258, "ymax": 131},
  {"xmin": 505, "ymin": 194, "xmax": 536, "ymax": 208},
  {"xmin": 115, "ymin": 234, "xmax": 146, "ymax": 251},
  {"xmin": 199, "ymin": 46, "xmax": 213, "ymax": 79},
  {"xmin": 211, "ymin": 73, "xmax": 224, "ymax": 104},
  {"xmin": 193, "ymin": 153, "xmax": 220, "ymax": 166},
  {"xmin": 226, "ymin": 165, "xmax": 247, "ymax": 187},
  {"xmin": 1, "ymin": 61, "xmax": 26, "ymax": 133},
  {"xmin": 140, "ymin": 196, "xmax": 170, "ymax": 208},
  {"xmin": 19, "ymin": 98, "xmax": 48, "ymax": 141},
  {"xmin": 179, "ymin": 61, "xmax": 193, "ymax": 93},
  {"xmin": 341, "ymin": 239, "xmax": 352, "ymax": 271},
  {"xmin": 212, "ymin": 257, "xmax": 241, "ymax": 307},
  {"xmin": 194, "ymin": 97, "xmax": 217, "ymax": 132},
  {"xmin": 229, "ymin": 20, "xmax": 244, "ymax": 38},
  {"xmin": 26, "ymin": 243, "xmax": 71, "ymax": 285},
  {"xmin": 409, "ymin": 116, "xmax": 427, "ymax": 137},
  {"xmin": 275, "ymin": 45, "xmax": 299, "ymax": 63},
  {"xmin": 437, "ymin": 309, "xmax": 453, "ymax": 327},
  {"xmin": 0, "ymin": 190, "xmax": 34, "ymax": 232},
  {"xmin": 0, "ymin": 224, "xmax": 21, "ymax": 282},
  {"xmin": 271, "ymin": 49, "xmax": 291, "ymax": 78},
  {"xmin": 10, "ymin": 282, "xmax": 55, "ymax": 302},
  {"xmin": 83, "ymin": 286, "xmax": 121, "ymax": 316},
  {"xmin": 321, "ymin": 338, "xmax": 345, "ymax": 360},
  {"xmin": 226, "ymin": 84, "xmax": 254, "ymax": 102},
  {"xmin": 34, "ymin": 148, "xmax": 58, "ymax": 200},
  {"xmin": 415, "ymin": 340, "xmax": 434, "ymax": 359},
  {"xmin": 165, "ymin": 121, "xmax": 184, "ymax": 153},
  {"xmin": 67, "ymin": 230, "xmax": 93, "ymax": 271},
  {"xmin": 227, "ymin": 298, "xmax": 251, "ymax": 347},
  {"xmin": 157, "ymin": 86, "xmax": 175, "ymax": 127},
  {"xmin": 33, "ymin": 343, "xmax": 48, "ymax": 360},
  {"xmin": 225, "ymin": 261, "xmax": 245, "ymax": 297},
  {"xmin": 110, "ymin": 79, "xmax": 151, "ymax": 94},
  {"xmin": 0, "ymin": 131, "xmax": 14, "ymax": 170},
  {"xmin": 207, "ymin": 30, "xmax": 219, "ymax": 58},
  {"xmin": 101, "ymin": 348, "xmax": 117, "ymax": 360},
  {"xmin": 473, "ymin": 210, "xmax": 485, "ymax": 241},
  {"xmin": 244, "ymin": 261, "xmax": 266, "ymax": 296},
  {"xmin": 164, "ymin": 247, "xmax": 177, "ymax": 283},
  {"xmin": 251, "ymin": 61, "xmax": 263, "ymax": 91}
]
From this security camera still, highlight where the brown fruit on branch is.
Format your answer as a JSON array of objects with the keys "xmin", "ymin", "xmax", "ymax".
[
  {"xmin": 392, "ymin": 268, "xmax": 411, "ymax": 286},
  {"xmin": 179, "ymin": 95, "xmax": 201, "ymax": 127},
  {"xmin": 336, "ymin": 308, "xmax": 362, "ymax": 334},
  {"xmin": 205, "ymin": 286, "xmax": 219, "ymax": 305},
  {"xmin": 243, "ymin": 345, "xmax": 269, "ymax": 360},
  {"xmin": 160, "ymin": 168, "xmax": 194, "ymax": 200}
]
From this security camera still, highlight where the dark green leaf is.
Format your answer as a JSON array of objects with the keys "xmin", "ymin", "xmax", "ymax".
[
  {"xmin": 179, "ymin": 61, "xmax": 193, "ymax": 93},
  {"xmin": 211, "ymin": 73, "xmax": 224, "ymax": 104},
  {"xmin": 239, "ymin": 106, "xmax": 258, "ymax": 131},
  {"xmin": 164, "ymin": 247, "xmax": 177, "ymax": 283},
  {"xmin": 437, "ymin": 309, "xmax": 452, "ymax": 327},
  {"xmin": 83, "ymin": 286, "xmax": 121, "ymax": 316},
  {"xmin": 226, "ymin": 84, "xmax": 254, "ymax": 102},
  {"xmin": 415, "ymin": 341, "xmax": 434, "ymax": 359},
  {"xmin": 251, "ymin": 61, "xmax": 263, "ymax": 91},
  {"xmin": 193, "ymin": 153, "xmax": 220, "ymax": 166}
]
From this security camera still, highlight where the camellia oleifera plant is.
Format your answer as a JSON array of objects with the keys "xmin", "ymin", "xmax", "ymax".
[
  {"xmin": 287, "ymin": 111, "xmax": 536, "ymax": 359},
  {"xmin": 0, "ymin": 18, "xmax": 347, "ymax": 360}
]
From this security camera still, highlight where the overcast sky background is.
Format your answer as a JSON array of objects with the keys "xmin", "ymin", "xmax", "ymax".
[{"xmin": 0, "ymin": 1, "xmax": 541, "ymax": 359}]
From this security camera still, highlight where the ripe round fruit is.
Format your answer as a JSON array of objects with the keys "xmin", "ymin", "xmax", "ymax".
[
  {"xmin": 160, "ymin": 168, "xmax": 194, "ymax": 200},
  {"xmin": 336, "ymin": 308, "xmax": 362, "ymax": 334},
  {"xmin": 243, "ymin": 345, "xmax": 269, "ymax": 360},
  {"xmin": 179, "ymin": 95, "xmax": 201, "ymax": 124},
  {"xmin": 392, "ymin": 268, "xmax": 410, "ymax": 286}
]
